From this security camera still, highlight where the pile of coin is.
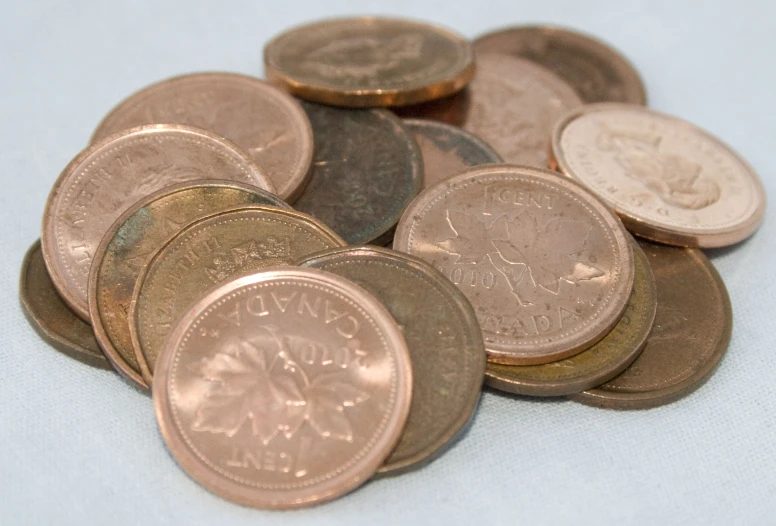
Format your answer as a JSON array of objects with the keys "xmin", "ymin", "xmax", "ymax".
[{"xmin": 20, "ymin": 17, "xmax": 765, "ymax": 509}]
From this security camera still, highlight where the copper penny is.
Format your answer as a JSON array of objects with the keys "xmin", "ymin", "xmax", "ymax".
[
  {"xmin": 153, "ymin": 267, "xmax": 412, "ymax": 508},
  {"xmin": 393, "ymin": 89, "xmax": 472, "ymax": 127},
  {"xmin": 552, "ymin": 104, "xmax": 766, "ymax": 248},
  {"xmin": 486, "ymin": 239, "xmax": 656, "ymax": 396},
  {"xmin": 130, "ymin": 205, "xmax": 345, "ymax": 385},
  {"xmin": 89, "ymin": 182, "xmax": 290, "ymax": 389},
  {"xmin": 570, "ymin": 240, "xmax": 732, "ymax": 409},
  {"xmin": 297, "ymin": 246, "xmax": 485, "ymax": 474},
  {"xmin": 264, "ymin": 17, "xmax": 474, "ymax": 107},
  {"xmin": 41, "ymin": 124, "xmax": 274, "ymax": 320},
  {"xmin": 404, "ymin": 119, "xmax": 502, "ymax": 191},
  {"xmin": 90, "ymin": 73, "xmax": 313, "ymax": 202},
  {"xmin": 474, "ymin": 25, "xmax": 647, "ymax": 104},
  {"xmin": 19, "ymin": 240, "xmax": 109, "ymax": 369},
  {"xmin": 293, "ymin": 102, "xmax": 423, "ymax": 245},
  {"xmin": 394, "ymin": 164, "xmax": 634, "ymax": 365}
]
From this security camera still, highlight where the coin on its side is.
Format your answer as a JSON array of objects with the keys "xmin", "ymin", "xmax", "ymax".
[
  {"xmin": 41, "ymin": 124, "xmax": 274, "ymax": 320},
  {"xmin": 404, "ymin": 119, "xmax": 502, "ymax": 191},
  {"xmin": 130, "ymin": 205, "xmax": 345, "ymax": 384},
  {"xmin": 153, "ymin": 267, "xmax": 412, "ymax": 508},
  {"xmin": 294, "ymin": 102, "xmax": 422, "ymax": 245},
  {"xmin": 90, "ymin": 73, "xmax": 313, "ymax": 202},
  {"xmin": 264, "ymin": 17, "xmax": 474, "ymax": 107},
  {"xmin": 298, "ymin": 246, "xmax": 485, "ymax": 474},
  {"xmin": 394, "ymin": 164, "xmax": 634, "ymax": 365},
  {"xmin": 20, "ymin": 240, "xmax": 109, "ymax": 369},
  {"xmin": 474, "ymin": 25, "xmax": 647, "ymax": 104},
  {"xmin": 89, "ymin": 182, "xmax": 290, "ymax": 389},
  {"xmin": 486, "ymin": 239, "xmax": 655, "ymax": 396},
  {"xmin": 570, "ymin": 241, "xmax": 732, "ymax": 409},
  {"xmin": 552, "ymin": 104, "xmax": 766, "ymax": 248}
]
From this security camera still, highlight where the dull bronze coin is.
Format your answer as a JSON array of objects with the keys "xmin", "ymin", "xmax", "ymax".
[
  {"xmin": 297, "ymin": 246, "xmax": 485, "ymax": 474},
  {"xmin": 153, "ymin": 267, "xmax": 412, "ymax": 508},
  {"xmin": 570, "ymin": 240, "xmax": 733, "ymax": 409},
  {"xmin": 394, "ymin": 164, "xmax": 634, "ymax": 365}
]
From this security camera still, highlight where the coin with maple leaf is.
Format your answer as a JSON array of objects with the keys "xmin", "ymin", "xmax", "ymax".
[
  {"xmin": 152, "ymin": 267, "xmax": 411, "ymax": 509},
  {"xmin": 394, "ymin": 164, "xmax": 635, "ymax": 365}
]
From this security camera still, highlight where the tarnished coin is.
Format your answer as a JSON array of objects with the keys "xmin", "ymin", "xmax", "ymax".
[
  {"xmin": 394, "ymin": 164, "xmax": 634, "ymax": 365},
  {"xmin": 89, "ymin": 182, "xmax": 290, "ymax": 389},
  {"xmin": 264, "ymin": 17, "xmax": 474, "ymax": 107},
  {"xmin": 486, "ymin": 239, "xmax": 656, "ymax": 396},
  {"xmin": 153, "ymin": 267, "xmax": 412, "ymax": 508},
  {"xmin": 570, "ymin": 241, "xmax": 732, "ymax": 409},
  {"xmin": 130, "ymin": 205, "xmax": 345, "ymax": 384},
  {"xmin": 297, "ymin": 246, "xmax": 485, "ymax": 474},
  {"xmin": 90, "ymin": 73, "xmax": 313, "ymax": 202},
  {"xmin": 474, "ymin": 25, "xmax": 647, "ymax": 104},
  {"xmin": 293, "ymin": 102, "xmax": 422, "ymax": 245},
  {"xmin": 41, "ymin": 124, "xmax": 274, "ymax": 320},
  {"xmin": 404, "ymin": 119, "xmax": 502, "ymax": 190},
  {"xmin": 552, "ymin": 104, "xmax": 766, "ymax": 248},
  {"xmin": 19, "ymin": 240, "xmax": 109, "ymax": 369}
]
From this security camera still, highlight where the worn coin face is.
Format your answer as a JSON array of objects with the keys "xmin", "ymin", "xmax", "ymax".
[
  {"xmin": 153, "ymin": 267, "xmax": 412, "ymax": 508},
  {"xmin": 474, "ymin": 25, "xmax": 647, "ymax": 104},
  {"xmin": 90, "ymin": 73, "xmax": 313, "ymax": 202},
  {"xmin": 41, "ymin": 124, "xmax": 274, "ymax": 320},
  {"xmin": 486, "ymin": 239, "xmax": 655, "ymax": 396},
  {"xmin": 404, "ymin": 119, "xmax": 502, "ymax": 190},
  {"xmin": 570, "ymin": 241, "xmax": 732, "ymax": 409},
  {"xmin": 264, "ymin": 17, "xmax": 474, "ymax": 107},
  {"xmin": 89, "ymin": 182, "xmax": 290, "ymax": 389},
  {"xmin": 297, "ymin": 246, "xmax": 485, "ymax": 474},
  {"xmin": 20, "ymin": 240, "xmax": 109, "ymax": 369},
  {"xmin": 130, "ymin": 205, "xmax": 345, "ymax": 384},
  {"xmin": 293, "ymin": 102, "xmax": 423, "ymax": 245},
  {"xmin": 552, "ymin": 104, "xmax": 766, "ymax": 248},
  {"xmin": 394, "ymin": 164, "xmax": 634, "ymax": 365}
]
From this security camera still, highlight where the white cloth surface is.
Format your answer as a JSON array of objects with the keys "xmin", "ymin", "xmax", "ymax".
[{"xmin": 2, "ymin": 1, "xmax": 774, "ymax": 524}]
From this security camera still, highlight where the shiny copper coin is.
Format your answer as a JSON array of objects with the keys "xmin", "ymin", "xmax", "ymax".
[
  {"xmin": 404, "ymin": 119, "xmax": 502, "ymax": 191},
  {"xmin": 90, "ymin": 73, "xmax": 313, "ymax": 202},
  {"xmin": 264, "ymin": 17, "xmax": 474, "ymax": 107},
  {"xmin": 394, "ymin": 164, "xmax": 634, "ymax": 365},
  {"xmin": 552, "ymin": 104, "xmax": 766, "ymax": 248},
  {"xmin": 570, "ymin": 241, "xmax": 732, "ymax": 409},
  {"xmin": 474, "ymin": 25, "xmax": 647, "ymax": 104},
  {"xmin": 20, "ymin": 240, "xmax": 109, "ymax": 369},
  {"xmin": 297, "ymin": 246, "xmax": 485, "ymax": 474},
  {"xmin": 486, "ymin": 239, "xmax": 655, "ymax": 396},
  {"xmin": 153, "ymin": 267, "xmax": 412, "ymax": 508},
  {"xmin": 41, "ymin": 124, "xmax": 274, "ymax": 320},
  {"xmin": 130, "ymin": 205, "xmax": 345, "ymax": 385},
  {"xmin": 293, "ymin": 102, "xmax": 422, "ymax": 245},
  {"xmin": 89, "ymin": 182, "xmax": 290, "ymax": 389}
]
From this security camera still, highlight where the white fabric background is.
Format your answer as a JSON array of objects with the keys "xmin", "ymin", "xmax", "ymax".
[{"xmin": 2, "ymin": 1, "xmax": 774, "ymax": 524}]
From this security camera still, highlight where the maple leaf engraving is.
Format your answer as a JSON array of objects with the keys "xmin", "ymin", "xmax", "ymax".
[{"xmin": 438, "ymin": 210, "xmax": 508, "ymax": 264}]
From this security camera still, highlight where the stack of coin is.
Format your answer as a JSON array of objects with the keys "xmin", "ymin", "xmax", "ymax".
[{"xmin": 20, "ymin": 15, "xmax": 764, "ymax": 510}]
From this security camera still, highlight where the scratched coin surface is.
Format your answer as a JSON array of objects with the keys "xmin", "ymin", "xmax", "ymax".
[
  {"xmin": 394, "ymin": 164, "xmax": 634, "ymax": 365},
  {"xmin": 41, "ymin": 124, "xmax": 274, "ymax": 320},
  {"xmin": 20, "ymin": 240, "xmax": 109, "ymax": 369},
  {"xmin": 90, "ymin": 73, "xmax": 313, "ymax": 202},
  {"xmin": 298, "ymin": 246, "xmax": 485, "ymax": 473},
  {"xmin": 89, "ymin": 182, "xmax": 290, "ymax": 389},
  {"xmin": 486, "ymin": 239, "xmax": 655, "ymax": 396},
  {"xmin": 131, "ymin": 205, "xmax": 345, "ymax": 384},
  {"xmin": 153, "ymin": 267, "xmax": 412, "ymax": 508},
  {"xmin": 294, "ymin": 102, "xmax": 423, "ymax": 245},
  {"xmin": 474, "ymin": 25, "xmax": 647, "ymax": 104},
  {"xmin": 404, "ymin": 119, "xmax": 502, "ymax": 190},
  {"xmin": 552, "ymin": 104, "xmax": 766, "ymax": 247},
  {"xmin": 264, "ymin": 17, "xmax": 474, "ymax": 107},
  {"xmin": 570, "ymin": 241, "xmax": 732, "ymax": 409}
]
